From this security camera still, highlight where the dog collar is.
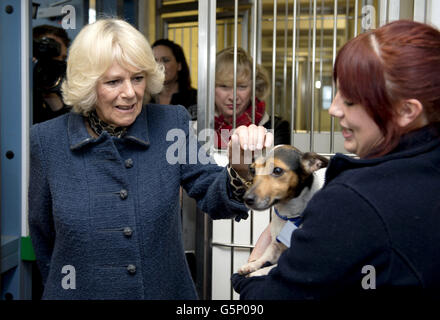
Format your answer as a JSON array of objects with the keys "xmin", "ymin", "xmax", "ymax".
[{"xmin": 274, "ymin": 207, "xmax": 302, "ymax": 227}]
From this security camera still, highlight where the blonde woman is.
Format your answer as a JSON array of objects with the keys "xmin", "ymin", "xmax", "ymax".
[
  {"xmin": 29, "ymin": 18, "xmax": 272, "ymax": 300},
  {"xmin": 214, "ymin": 47, "xmax": 290, "ymax": 149}
]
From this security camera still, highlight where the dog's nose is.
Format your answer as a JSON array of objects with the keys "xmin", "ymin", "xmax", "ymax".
[{"xmin": 244, "ymin": 193, "xmax": 255, "ymax": 206}]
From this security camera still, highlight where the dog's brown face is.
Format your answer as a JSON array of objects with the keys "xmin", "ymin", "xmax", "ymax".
[{"xmin": 243, "ymin": 145, "xmax": 328, "ymax": 211}]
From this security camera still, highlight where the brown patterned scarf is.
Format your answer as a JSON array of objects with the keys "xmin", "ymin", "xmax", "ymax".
[{"xmin": 87, "ymin": 110, "xmax": 127, "ymax": 138}]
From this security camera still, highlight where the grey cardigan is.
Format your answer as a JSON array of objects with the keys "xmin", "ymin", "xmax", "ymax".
[{"xmin": 29, "ymin": 104, "xmax": 248, "ymax": 299}]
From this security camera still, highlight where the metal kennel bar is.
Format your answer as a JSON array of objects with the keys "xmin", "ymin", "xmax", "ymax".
[
  {"xmin": 230, "ymin": 0, "xmax": 239, "ymax": 300},
  {"xmin": 290, "ymin": 0, "xmax": 298, "ymax": 146},
  {"xmin": 330, "ymin": 0, "xmax": 338, "ymax": 153},
  {"xmin": 251, "ymin": 0, "xmax": 258, "ymax": 123},
  {"xmin": 271, "ymin": 0, "xmax": 277, "ymax": 131},
  {"xmin": 197, "ymin": 0, "xmax": 217, "ymax": 299},
  {"xmin": 310, "ymin": 0, "xmax": 317, "ymax": 151}
]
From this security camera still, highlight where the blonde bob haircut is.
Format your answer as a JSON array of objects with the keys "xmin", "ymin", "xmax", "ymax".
[
  {"xmin": 215, "ymin": 47, "xmax": 270, "ymax": 101},
  {"xmin": 62, "ymin": 18, "xmax": 164, "ymax": 115}
]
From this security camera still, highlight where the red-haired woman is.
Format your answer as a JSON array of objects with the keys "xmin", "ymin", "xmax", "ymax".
[{"xmin": 232, "ymin": 20, "xmax": 440, "ymax": 300}]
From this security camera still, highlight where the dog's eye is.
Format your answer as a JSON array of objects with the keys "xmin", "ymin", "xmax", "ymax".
[
  {"xmin": 249, "ymin": 166, "xmax": 256, "ymax": 176},
  {"xmin": 272, "ymin": 167, "xmax": 284, "ymax": 176}
]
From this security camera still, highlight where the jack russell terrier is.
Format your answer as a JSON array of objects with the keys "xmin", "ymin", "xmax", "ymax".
[{"xmin": 238, "ymin": 145, "xmax": 328, "ymax": 277}]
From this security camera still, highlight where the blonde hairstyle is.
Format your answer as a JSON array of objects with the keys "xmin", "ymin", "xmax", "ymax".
[
  {"xmin": 61, "ymin": 18, "xmax": 164, "ymax": 115},
  {"xmin": 215, "ymin": 47, "xmax": 270, "ymax": 100}
]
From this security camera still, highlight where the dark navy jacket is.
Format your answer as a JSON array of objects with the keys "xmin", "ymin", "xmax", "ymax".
[
  {"xmin": 233, "ymin": 124, "xmax": 440, "ymax": 300},
  {"xmin": 29, "ymin": 104, "xmax": 248, "ymax": 299}
]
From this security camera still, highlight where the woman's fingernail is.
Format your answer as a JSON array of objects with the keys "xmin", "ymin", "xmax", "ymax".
[
  {"xmin": 256, "ymin": 143, "xmax": 262, "ymax": 150},
  {"xmin": 243, "ymin": 144, "xmax": 248, "ymax": 150}
]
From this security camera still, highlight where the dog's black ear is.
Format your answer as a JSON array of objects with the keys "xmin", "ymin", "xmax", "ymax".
[{"xmin": 300, "ymin": 152, "xmax": 329, "ymax": 174}]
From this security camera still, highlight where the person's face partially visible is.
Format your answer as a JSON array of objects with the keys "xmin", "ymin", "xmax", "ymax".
[
  {"xmin": 329, "ymin": 91, "xmax": 384, "ymax": 158},
  {"xmin": 215, "ymin": 79, "xmax": 252, "ymax": 119},
  {"xmin": 44, "ymin": 35, "xmax": 67, "ymax": 61},
  {"xmin": 153, "ymin": 45, "xmax": 181, "ymax": 85}
]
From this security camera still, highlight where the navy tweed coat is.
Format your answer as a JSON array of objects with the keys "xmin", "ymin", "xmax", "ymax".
[{"xmin": 29, "ymin": 104, "xmax": 248, "ymax": 299}]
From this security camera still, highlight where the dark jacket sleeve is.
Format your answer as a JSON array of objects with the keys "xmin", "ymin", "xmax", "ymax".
[
  {"xmin": 28, "ymin": 124, "xmax": 56, "ymax": 285},
  {"xmin": 232, "ymin": 183, "xmax": 389, "ymax": 300},
  {"xmin": 176, "ymin": 107, "xmax": 249, "ymax": 221}
]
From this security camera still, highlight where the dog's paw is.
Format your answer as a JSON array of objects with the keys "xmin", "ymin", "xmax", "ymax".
[
  {"xmin": 248, "ymin": 264, "xmax": 277, "ymax": 277},
  {"xmin": 237, "ymin": 262, "xmax": 260, "ymax": 275}
]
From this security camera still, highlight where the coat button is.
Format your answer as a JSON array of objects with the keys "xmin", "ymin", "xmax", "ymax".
[
  {"xmin": 124, "ymin": 158, "xmax": 133, "ymax": 168},
  {"xmin": 119, "ymin": 189, "xmax": 128, "ymax": 200},
  {"xmin": 127, "ymin": 264, "xmax": 136, "ymax": 275},
  {"xmin": 123, "ymin": 227, "xmax": 133, "ymax": 237}
]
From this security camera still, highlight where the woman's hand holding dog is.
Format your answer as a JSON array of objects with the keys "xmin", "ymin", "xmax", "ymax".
[{"xmin": 228, "ymin": 124, "xmax": 274, "ymax": 178}]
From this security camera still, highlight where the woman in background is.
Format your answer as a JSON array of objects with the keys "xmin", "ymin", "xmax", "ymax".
[
  {"xmin": 152, "ymin": 39, "xmax": 198, "ymax": 120},
  {"xmin": 214, "ymin": 47, "xmax": 290, "ymax": 149}
]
